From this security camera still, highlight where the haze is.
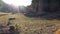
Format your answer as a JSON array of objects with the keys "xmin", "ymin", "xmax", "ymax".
[{"xmin": 2, "ymin": 0, "xmax": 32, "ymax": 6}]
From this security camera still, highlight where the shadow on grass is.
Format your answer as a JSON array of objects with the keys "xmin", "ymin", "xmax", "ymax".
[
  {"xmin": 24, "ymin": 12, "xmax": 60, "ymax": 20},
  {"xmin": 9, "ymin": 26, "xmax": 20, "ymax": 34},
  {"xmin": 0, "ymin": 26, "xmax": 20, "ymax": 34}
]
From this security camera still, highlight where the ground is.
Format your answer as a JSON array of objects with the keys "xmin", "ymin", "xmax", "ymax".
[{"xmin": 0, "ymin": 12, "xmax": 60, "ymax": 34}]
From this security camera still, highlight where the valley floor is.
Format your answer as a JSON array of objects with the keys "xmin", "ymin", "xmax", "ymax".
[{"xmin": 0, "ymin": 13, "xmax": 60, "ymax": 34}]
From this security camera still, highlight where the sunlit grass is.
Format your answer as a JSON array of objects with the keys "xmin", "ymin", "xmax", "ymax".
[{"xmin": 0, "ymin": 13, "xmax": 60, "ymax": 34}]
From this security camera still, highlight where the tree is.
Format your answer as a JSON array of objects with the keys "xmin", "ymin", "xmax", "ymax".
[{"xmin": 0, "ymin": 0, "xmax": 4, "ymax": 11}]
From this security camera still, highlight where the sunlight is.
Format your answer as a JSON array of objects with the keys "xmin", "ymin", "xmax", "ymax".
[{"xmin": 2, "ymin": 0, "xmax": 32, "ymax": 6}]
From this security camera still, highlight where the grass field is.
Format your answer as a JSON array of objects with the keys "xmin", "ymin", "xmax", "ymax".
[{"xmin": 0, "ymin": 13, "xmax": 60, "ymax": 34}]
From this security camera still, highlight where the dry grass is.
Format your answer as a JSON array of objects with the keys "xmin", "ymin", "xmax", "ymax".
[
  {"xmin": 54, "ymin": 29, "xmax": 60, "ymax": 34},
  {"xmin": 0, "ymin": 13, "xmax": 60, "ymax": 34}
]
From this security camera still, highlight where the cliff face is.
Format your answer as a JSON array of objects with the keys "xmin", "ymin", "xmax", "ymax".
[
  {"xmin": 31, "ymin": 0, "xmax": 60, "ymax": 12},
  {"xmin": 25, "ymin": 0, "xmax": 60, "ymax": 19},
  {"xmin": 48, "ymin": 0, "xmax": 60, "ymax": 12},
  {"xmin": 26, "ymin": 0, "xmax": 48, "ymax": 16},
  {"xmin": 28, "ymin": 0, "xmax": 49, "ymax": 15}
]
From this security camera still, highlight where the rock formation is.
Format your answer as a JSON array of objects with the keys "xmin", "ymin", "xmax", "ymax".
[{"xmin": 25, "ymin": 0, "xmax": 60, "ymax": 19}]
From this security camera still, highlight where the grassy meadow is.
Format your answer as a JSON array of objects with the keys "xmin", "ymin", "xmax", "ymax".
[{"xmin": 0, "ymin": 13, "xmax": 60, "ymax": 34}]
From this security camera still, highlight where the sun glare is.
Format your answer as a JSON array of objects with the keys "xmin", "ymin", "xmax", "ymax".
[{"xmin": 2, "ymin": 0, "xmax": 32, "ymax": 6}]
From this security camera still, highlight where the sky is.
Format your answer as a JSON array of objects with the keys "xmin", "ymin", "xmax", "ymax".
[{"xmin": 2, "ymin": 0, "xmax": 32, "ymax": 6}]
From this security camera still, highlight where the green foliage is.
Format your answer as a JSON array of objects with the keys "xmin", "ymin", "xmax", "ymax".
[
  {"xmin": 0, "ymin": 0, "xmax": 3, "ymax": 3},
  {"xmin": 0, "ymin": 0, "xmax": 4, "ymax": 12}
]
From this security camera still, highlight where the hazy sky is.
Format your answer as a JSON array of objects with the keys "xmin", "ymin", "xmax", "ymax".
[{"xmin": 2, "ymin": 0, "xmax": 32, "ymax": 6}]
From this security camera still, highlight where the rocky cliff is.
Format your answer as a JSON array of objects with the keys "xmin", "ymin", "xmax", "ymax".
[{"xmin": 25, "ymin": 0, "xmax": 60, "ymax": 19}]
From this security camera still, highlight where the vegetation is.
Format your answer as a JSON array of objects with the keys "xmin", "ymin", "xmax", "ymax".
[
  {"xmin": 0, "ymin": 0, "xmax": 60, "ymax": 34},
  {"xmin": 0, "ymin": 13, "xmax": 60, "ymax": 34}
]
